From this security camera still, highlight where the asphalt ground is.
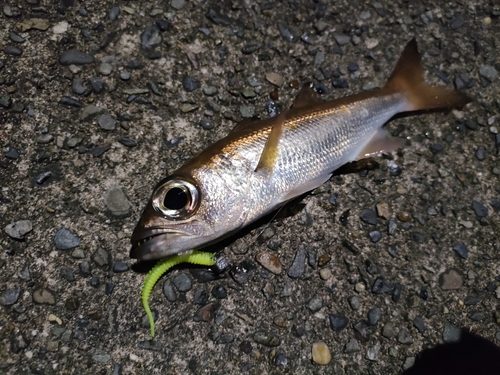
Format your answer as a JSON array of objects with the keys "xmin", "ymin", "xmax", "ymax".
[{"xmin": 1, "ymin": 1, "xmax": 499, "ymax": 374}]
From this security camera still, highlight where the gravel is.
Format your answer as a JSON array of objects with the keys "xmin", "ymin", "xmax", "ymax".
[{"xmin": 1, "ymin": 1, "xmax": 499, "ymax": 374}]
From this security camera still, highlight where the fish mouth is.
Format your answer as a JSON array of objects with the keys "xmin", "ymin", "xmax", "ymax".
[{"xmin": 130, "ymin": 229, "xmax": 188, "ymax": 260}]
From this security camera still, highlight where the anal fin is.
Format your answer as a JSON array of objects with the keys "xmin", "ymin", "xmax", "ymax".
[
  {"xmin": 280, "ymin": 173, "xmax": 332, "ymax": 202},
  {"xmin": 356, "ymin": 128, "xmax": 406, "ymax": 160}
]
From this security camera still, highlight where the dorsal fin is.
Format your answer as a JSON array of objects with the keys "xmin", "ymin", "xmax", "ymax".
[
  {"xmin": 230, "ymin": 116, "xmax": 260, "ymax": 134},
  {"xmin": 291, "ymin": 83, "xmax": 323, "ymax": 110}
]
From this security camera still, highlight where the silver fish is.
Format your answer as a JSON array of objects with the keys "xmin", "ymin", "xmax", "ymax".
[{"xmin": 130, "ymin": 39, "xmax": 470, "ymax": 261}]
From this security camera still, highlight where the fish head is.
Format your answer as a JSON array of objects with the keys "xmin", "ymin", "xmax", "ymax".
[{"xmin": 130, "ymin": 170, "xmax": 247, "ymax": 261}]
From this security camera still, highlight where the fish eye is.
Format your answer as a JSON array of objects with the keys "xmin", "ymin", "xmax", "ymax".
[
  {"xmin": 152, "ymin": 179, "xmax": 199, "ymax": 219},
  {"xmin": 164, "ymin": 187, "xmax": 188, "ymax": 210}
]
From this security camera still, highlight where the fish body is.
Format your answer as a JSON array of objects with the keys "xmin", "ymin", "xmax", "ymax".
[{"xmin": 131, "ymin": 40, "xmax": 470, "ymax": 261}]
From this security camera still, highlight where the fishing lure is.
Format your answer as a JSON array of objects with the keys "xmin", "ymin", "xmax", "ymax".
[{"xmin": 141, "ymin": 251, "xmax": 216, "ymax": 337}]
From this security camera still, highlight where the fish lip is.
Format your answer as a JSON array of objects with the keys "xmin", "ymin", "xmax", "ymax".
[{"xmin": 129, "ymin": 229, "xmax": 188, "ymax": 260}]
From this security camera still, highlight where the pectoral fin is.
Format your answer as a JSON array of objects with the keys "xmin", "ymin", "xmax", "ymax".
[
  {"xmin": 254, "ymin": 113, "xmax": 285, "ymax": 174},
  {"xmin": 356, "ymin": 128, "xmax": 406, "ymax": 160}
]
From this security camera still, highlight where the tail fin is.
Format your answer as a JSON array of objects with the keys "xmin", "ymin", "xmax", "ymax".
[{"xmin": 384, "ymin": 39, "xmax": 471, "ymax": 112}]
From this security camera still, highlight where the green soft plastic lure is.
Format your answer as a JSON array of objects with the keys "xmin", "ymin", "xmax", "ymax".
[{"xmin": 141, "ymin": 251, "xmax": 216, "ymax": 337}]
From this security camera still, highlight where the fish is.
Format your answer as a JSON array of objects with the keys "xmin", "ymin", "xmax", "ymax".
[{"xmin": 130, "ymin": 39, "xmax": 470, "ymax": 262}]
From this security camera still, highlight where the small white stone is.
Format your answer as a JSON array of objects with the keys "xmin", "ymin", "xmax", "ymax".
[
  {"xmin": 129, "ymin": 353, "xmax": 139, "ymax": 362},
  {"xmin": 53, "ymin": 21, "xmax": 69, "ymax": 34}
]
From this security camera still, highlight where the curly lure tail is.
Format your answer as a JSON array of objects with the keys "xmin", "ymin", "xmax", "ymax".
[{"xmin": 141, "ymin": 251, "xmax": 216, "ymax": 337}]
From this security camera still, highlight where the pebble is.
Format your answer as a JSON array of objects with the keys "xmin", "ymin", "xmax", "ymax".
[
  {"xmin": 348, "ymin": 295, "xmax": 360, "ymax": 310},
  {"xmin": 475, "ymin": 147, "xmax": 486, "ymax": 160},
  {"xmin": 92, "ymin": 352, "xmax": 111, "ymax": 363},
  {"xmin": 368, "ymin": 230, "xmax": 382, "ymax": 243},
  {"xmin": 333, "ymin": 34, "xmax": 350, "ymax": 45},
  {"xmin": 306, "ymin": 296, "xmax": 323, "ymax": 312},
  {"xmin": 4, "ymin": 46, "xmax": 22, "ymax": 56},
  {"xmin": 0, "ymin": 96, "xmax": 13, "ymax": 109},
  {"xmin": 471, "ymin": 201, "xmax": 487, "ymax": 217},
  {"xmin": 173, "ymin": 273, "xmax": 192, "ymax": 292},
  {"xmin": 92, "ymin": 248, "xmax": 110, "ymax": 268},
  {"xmin": 287, "ymin": 249, "xmax": 306, "ymax": 279},
  {"xmin": 239, "ymin": 104, "xmax": 255, "ymax": 118},
  {"xmin": 59, "ymin": 96, "xmax": 82, "ymax": 108},
  {"xmin": 32, "ymin": 288, "xmax": 55, "ymax": 304},
  {"xmin": 397, "ymin": 211, "xmax": 411, "ymax": 222},
  {"xmin": 140, "ymin": 25, "xmax": 162, "ymax": 58},
  {"xmin": 156, "ymin": 19, "xmax": 170, "ymax": 31},
  {"xmin": 443, "ymin": 322, "xmax": 461, "ymax": 343},
  {"xmin": 319, "ymin": 268, "xmax": 331, "ymax": 280},
  {"xmin": 478, "ymin": 65, "xmax": 498, "ymax": 83},
  {"xmin": 89, "ymin": 77, "xmax": 105, "ymax": 93},
  {"xmin": 211, "ymin": 285, "xmax": 227, "ymax": 299},
  {"xmin": 367, "ymin": 307, "xmax": 382, "ymax": 325},
  {"xmin": 72, "ymin": 78, "xmax": 87, "ymax": 95},
  {"xmin": 171, "ymin": 0, "xmax": 186, "ymax": 10},
  {"xmin": 240, "ymin": 87, "xmax": 256, "ymax": 99},
  {"xmin": 112, "ymin": 262, "xmax": 129, "ymax": 273},
  {"xmin": 229, "ymin": 260, "xmax": 255, "ymax": 284},
  {"xmin": 104, "ymin": 187, "xmax": 132, "ymax": 217},
  {"xmin": 4, "ymin": 220, "xmax": 33, "ymax": 240},
  {"xmin": 194, "ymin": 302, "xmax": 220, "ymax": 322},
  {"xmin": 365, "ymin": 38, "xmax": 379, "ymax": 49},
  {"xmin": 19, "ymin": 260, "xmax": 31, "ymax": 281},
  {"xmin": 410, "ymin": 232, "xmax": 425, "ymax": 243},
  {"xmin": 277, "ymin": 22, "xmax": 298, "ymax": 42},
  {"xmin": 108, "ymin": 6, "xmax": 120, "ymax": 21},
  {"xmin": 98, "ymin": 114, "xmax": 116, "ymax": 130},
  {"xmin": 203, "ymin": 86, "xmax": 218, "ymax": 96},
  {"xmin": 344, "ymin": 338, "xmax": 360, "ymax": 353},
  {"xmin": 99, "ymin": 63, "xmax": 113, "ymax": 76},
  {"xmin": 79, "ymin": 261, "xmax": 92, "ymax": 277},
  {"xmin": 253, "ymin": 331, "xmax": 280, "ymax": 347},
  {"xmin": 382, "ymin": 322, "xmax": 396, "ymax": 338},
  {"xmin": 59, "ymin": 49, "xmax": 95, "ymax": 65},
  {"xmin": 376, "ymin": 201, "xmax": 391, "ymax": 219},
  {"xmin": 182, "ymin": 75, "xmax": 201, "ymax": 92},
  {"xmin": 241, "ymin": 42, "xmax": 262, "ymax": 54},
  {"xmin": 0, "ymin": 287, "xmax": 22, "ymax": 306},
  {"xmin": 60, "ymin": 268, "xmax": 75, "ymax": 282},
  {"xmin": 54, "ymin": 227, "xmax": 81, "ymax": 250},
  {"xmin": 450, "ymin": 16, "xmax": 465, "ymax": 29},
  {"xmin": 10, "ymin": 334, "xmax": 29, "ymax": 354},
  {"xmin": 117, "ymin": 137, "xmax": 137, "ymax": 147},
  {"xmin": 4, "ymin": 5, "xmax": 22, "ymax": 17},
  {"xmin": 365, "ymin": 342, "xmax": 381, "ymax": 361},
  {"xmin": 265, "ymin": 72, "xmax": 284, "ymax": 87},
  {"xmin": 347, "ymin": 62, "xmax": 359, "ymax": 72},
  {"xmin": 356, "ymin": 9, "xmax": 371, "ymax": 20},
  {"xmin": 120, "ymin": 71, "xmax": 130, "ymax": 80},
  {"xmin": 81, "ymin": 105, "xmax": 104, "ymax": 121},
  {"xmin": 163, "ymin": 280, "xmax": 177, "ymax": 302},
  {"xmin": 397, "ymin": 328, "xmax": 414, "ymax": 345},
  {"xmin": 9, "ymin": 31, "xmax": 25, "ymax": 43},
  {"xmin": 332, "ymin": 78, "xmax": 349, "ymax": 88},
  {"xmin": 372, "ymin": 277, "xmax": 393, "ymax": 294},
  {"xmin": 452, "ymin": 242, "xmax": 469, "ymax": 259},
  {"xmin": 71, "ymin": 249, "xmax": 85, "ymax": 259},
  {"xmin": 392, "ymin": 283, "xmax": 402, "ymax": 302},
  {"xmin": 312, "ymin": 342, "xmax": 331, "ymax": 365},
  {"xmin": 53, "ymin": 21, "xmax": 68, "ymax": 34},
  {"xmin": 256, "ymin": 251, "xmax": 282, "ymax": 274},
  {"xmin": 329, "ymin": 313, "xmax": 349, "ymax": 332},
  {"xmin": 439, "ymin": 268, "xmax": 463, "ymax": 290},
  {"xmin": 413, "ymin": 316, "xmax": 425, "ymax": 333}
]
